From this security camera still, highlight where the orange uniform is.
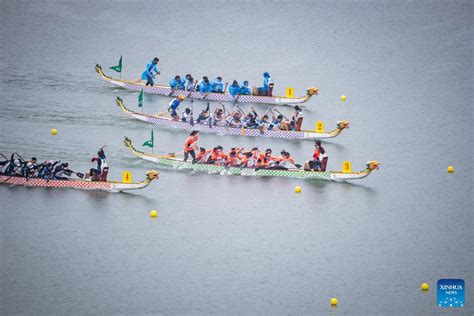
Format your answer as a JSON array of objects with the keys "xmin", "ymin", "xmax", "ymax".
[{"xmin": 184, "ymin": 136, "xmax": 197, "ymax": 152}]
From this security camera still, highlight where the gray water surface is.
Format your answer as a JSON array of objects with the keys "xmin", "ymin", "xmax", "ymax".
[{"xmin": 1, "ymin": 0, "xmax": 473, "ymax": 315}]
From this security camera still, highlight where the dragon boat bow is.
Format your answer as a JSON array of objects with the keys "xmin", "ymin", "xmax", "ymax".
[
  {"xmin": 0, "ymin": 170, "xmax": 159, "ymax": 192},
  {"xmin": 124, "ymin": 137, "xmax": 379, "ymax": 182},
  {"xmin": 96, "ymin": 64, "xmax": 318, "ymax": 106},
  {"xmin": 115, "ymin": 97, "xmax": 349, "ymax": 140}
]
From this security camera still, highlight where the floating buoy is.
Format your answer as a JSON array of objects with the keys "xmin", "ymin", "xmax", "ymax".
[
  {"xmin": 340, "ymin": 95, "xmax": 347, "ymax": 101},
  {"xmin": 330, "ymin": 298, "xmax": 338, "ymax": 306},
  {"xmin": 294, "ymin": 186, "xmax": 302, "ymax": 193},
  {"xmin": 447, "ymin": 166, "xmax": 454, "ymax": 173},
  {"xmin": 150, "ymin": 210, "xmax": 158, "ymax": 218},
  {"xmin": 50, "ymin": 128, "xmax": 58, "ymax": 135},
  {"xmin": 421, "ymin": 283, "xmax": 429, "ymax": 291}
]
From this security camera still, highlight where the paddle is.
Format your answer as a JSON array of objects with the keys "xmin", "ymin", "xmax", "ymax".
[
  {"xmin": 14, "ymin": 152, "xmax": 26, "ymax": 163},
  {"xmin": 186, "ymin": 80, "xmax": 198, "ymax": 98},
  {"xmin": 167, "ymin": 150, "xmax": 184, "ymax": 158},
  {"xmin": 71, "ymin": 170, "xmax": 85, "ymax": 179},
  {"xmin": 189, "ymin": 100, "xmax": 195, "ymax": 126},
  {"xmin": 273, "ymin": 108, "xmax": 290, "ymax": 121}
]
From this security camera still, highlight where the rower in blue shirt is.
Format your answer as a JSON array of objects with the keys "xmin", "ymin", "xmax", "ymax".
[
  {"xmin": 239, "ymin": 80, "xmax": 252, "ymax": 95},
  {"xmin": 141, "ymin": 57, "xmax": 160, "ymax": 86},
  {"xmin": 211, "ymin": 77, "xmax": 224, "ymax": 93},
  {"xmin": 229, "ymin": 80, "xmax": 240, "ymax": 98},
  {"xmin": 198, "ymin": 77, "xmax": 212, "ymax": 93},
  {"xmin": 169, "ymin": 75, "xmax": 185, "ymax": 89}
]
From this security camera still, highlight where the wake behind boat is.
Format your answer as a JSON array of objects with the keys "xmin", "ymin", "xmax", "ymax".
[
  {"xmin": 95, "ymin": 64, "xmax": 318, "ymax": 106},
  {"xmin": 115, "ymin": 97, "xmax": 349, "ymax": 140},
  {"xmin": 123, "ymin": 137, "xmax": 379, "ymax": 181}
]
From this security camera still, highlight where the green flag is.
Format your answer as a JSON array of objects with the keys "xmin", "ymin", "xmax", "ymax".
[
  {"xmin": 109, "ymin": 56, "xmax": 122, "ymax": 73},
  {"xmin": 143, "ymin": 129, "xmax": 154, "ymax": 148},
  {"xmin": 138, "ymin": 89, "xmax": 144, "ymax": 108}
]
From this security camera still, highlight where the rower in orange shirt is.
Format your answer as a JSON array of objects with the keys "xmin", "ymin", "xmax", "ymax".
[
  {"xmin": 257, "ymin": 148, "xmax": 278, "ymax": 168},
  {"xmin": 195, "ymin": 147, "xmax": 212, "ymax": 164}
]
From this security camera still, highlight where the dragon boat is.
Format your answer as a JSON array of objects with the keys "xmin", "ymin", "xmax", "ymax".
[
  {"xmin": 124, "ymin": 137, "xmax": 379, "ymax": 181},
  {"xmin": 115, "ymin": 97, "xmax": 349, "ymax": 140},
  {"xmin": 0, "ymin": 170, "xmax": 159, "ymax": 193},
  {"xmin": 95, "ymin": 64, "xmax": 318, "ymax": 106}
]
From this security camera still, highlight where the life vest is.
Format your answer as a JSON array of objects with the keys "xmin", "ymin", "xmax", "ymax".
[
  {"xmin": 184, "ymin": 136, "xmax": 197, "ymax": 152},
  {"xmin": 313, "ymin": 148, "xmax": 321, "ymax": 160},
  {"xmin": 210, "ymin": 151, "xmax": 221, "ymax": 161}
]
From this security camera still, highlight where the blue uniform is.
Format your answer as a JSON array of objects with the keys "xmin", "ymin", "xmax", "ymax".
[
  {"xmin": 211, "ymin": 80, "xmax": 224, "ymax": 92},
  {"xmin": 258, "ymin": 72, "xmax": 272, "ymax": 94},
  {"xmin": 141, "ymin": 61, "xmax": 159, "ymax": 81},
  {"xmin": 229, "ymin": 84, "xmax": 240, "ymax": 97},
  {"xmin": 240, "ymin": 82, "xmax": 251, "ymax": 95},
  {"xmin": 169, "ymin": 78, "xmax": 185, "ymax": 89},
  {"xmin": 199, "ymin": 81, "xmax": 212, "ymax": 93},
  {"xmin": 168, "ymin": 98, "xmax": 181, "ymax": 116}
]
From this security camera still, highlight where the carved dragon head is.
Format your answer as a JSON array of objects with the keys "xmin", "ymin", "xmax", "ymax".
[
  {"xmin": 337, "ymin": 120, "xmax": 350, "ymax": 130},
  {"xmin": 366, "ymin": 161, "xmax": 380, "ymax": 171},
  {"xmin": 307, "ymin": 87, "xmax": 319, "ymax": 96},
  {"xmin": 146, "ymin": 170, "xmax": 160, "ymax": 180}
]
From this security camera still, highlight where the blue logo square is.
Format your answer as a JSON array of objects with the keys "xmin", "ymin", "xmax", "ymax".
[{"xmin": 437, "ymin": 279, "xmax": 465, "ymax": 307}]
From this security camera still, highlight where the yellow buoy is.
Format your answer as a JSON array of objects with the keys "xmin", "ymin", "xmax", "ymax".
[
  {"xmin": 447, "ymin": 166, "xmax": 454, "ymax": 173},
  {"xmin": 294, "ymin": 186, "xmax": 302, "ymax": 193},
  {"xmin": 150, "ymin": 210, "xmax": 158, "ymax": 218},
  {"xmin": 50, "ymin": 128, "xmax": 58, "ymax": 135},
  {"xmin": 340, "ymin": 95, "xmax": 347, "ymax": 101},
  {"xmin": 421, "ymin": 283, "xmax": 429, "ymax": 291},
  {"xmin": 330, "ymin": 298, "xmax": 338, "ymax": 306}
]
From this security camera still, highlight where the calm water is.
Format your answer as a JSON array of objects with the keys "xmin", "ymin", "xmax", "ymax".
[{"xmin": 1, "ymin": 0, "xmax": 472, "ymax": 314}]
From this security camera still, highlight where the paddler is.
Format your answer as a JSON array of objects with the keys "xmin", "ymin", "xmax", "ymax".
[
  {"xmin": 229, "ymin": 80, "xmax": 240, "ymax": 98},
  {"xmin": 225, "ymin": 110, "xmax": 243, "ymax": 127},
  {"xmin": 184, "ymin": 75, "xmax": 196, "ymax": 91},
  {"xmin": 53, "ymin": 162, "xmax": 71, "ymax": 180},
  {"xmin": 207, "ymin": 146, "xmax": 224, "ymax": 164},
  {"xmin": 141, "ymin": 57, "xmax": 160, "ymax": 86},
  {"xmin": 196, "ymin": 102, "xmax": 210, "ymax": 124},
  {"xmin": 211, "ymin": 76, "xmax": 224, "ymax": 93},
  {"xmin": 277, "ymin": 151, "xmax": 298, "ymax": 169},
  {"xmin": 290, "ymin": 106, "xmax": 304, "ymax": 131},
  {"xmin": 169, "ymin": 75, "xmax": 185, "ymax": 90},
  {"xmin": 197, "ymin": 76, "xmax": 212, "ymax": 93},
  {"xmin": 21, "ymin": 157, "xmax": 38, "ymax": 179},
  {"xmin": 184, "ymin": 130, "xmax": 200, "ymax": 162},
  {"xmin": 181, "ymin": 108, "xmax": 193, "ymax": 123},
  {"xmin": 195, "ymin": 147, "xmax": 212, "ymax": 164},
  {"xmin": 168, "ymin": 95, "xmax": 185, "ymax": 121},
  {"xmin": 239, "ymin": 80, "xmax": 252, "ymax": 95}
]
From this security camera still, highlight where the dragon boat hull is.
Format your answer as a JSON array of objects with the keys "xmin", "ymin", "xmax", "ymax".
[
  {"xmin": 124, "ymin": 137, "xmax": 379, "ymax": 182},
  {"xmin": 96, "ymin": 65, "xmax": 318, "ymax": 106},
  {"xmin": 0, "ymin": 171, "xmax": 159, "ymax": 192},
  {"xmin": 116, "ymin": 97, "xmax": 348, "ymax": 140}
]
